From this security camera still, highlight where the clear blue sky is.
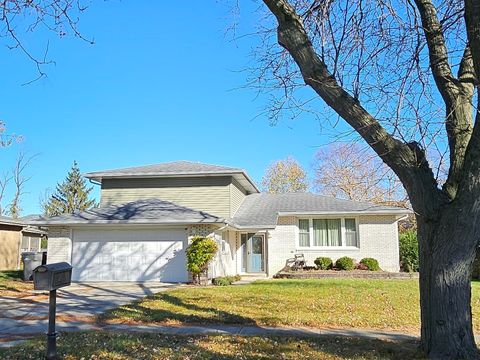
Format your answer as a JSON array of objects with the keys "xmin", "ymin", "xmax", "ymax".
[{"xmin": 0, "ymin": 1, "xmax": 350, "ymax": 216}]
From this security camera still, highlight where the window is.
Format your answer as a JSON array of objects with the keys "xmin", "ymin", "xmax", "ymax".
[
  {"xmin": 298, "ymin": 219, "xmax": 310, "ymax": 247},
  {"xmin": 313, "ymin": 219, "xmax": 341, "ymax": 246},
  {"xmin": 221, "ymin": 231, "xmax": 229, "ymax": 253},
  {"xmin": 298, "ymin": 218, "xmax": 358, "ymax": 248},
  {"xmin": 345, "ymin": 218, "xmax": 358, "ymax": 247}
]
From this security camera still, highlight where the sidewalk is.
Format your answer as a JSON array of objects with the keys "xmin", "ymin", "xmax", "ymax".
[{"xmin": 0, "ymin": 322, "xmax": 419, "ymax": 348}]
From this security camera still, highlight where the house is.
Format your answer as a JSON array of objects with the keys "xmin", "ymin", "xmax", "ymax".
[
  {"xmin": 0, "ymin": 216, "xmax": 46, "ymax": 270},
  {"xmin": 29, "ymin": 161, "xmax": 409, "ymax": 282}
]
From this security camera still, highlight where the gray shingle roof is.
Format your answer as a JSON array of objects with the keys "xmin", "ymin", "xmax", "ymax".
[
  {"xmin": 231, "ymin": 193, "xmax": 410, "ymax": 229},
  {"xmin": 28, "ymin": 199, "xmax": 223, "ymax": 226},
  {"xmin": 85, "ymin": 161, "xmax": 242, "ymax": 178},
  {"xmin": 0, "ymin": 215, "xmax": 23, "ymax": 226}
]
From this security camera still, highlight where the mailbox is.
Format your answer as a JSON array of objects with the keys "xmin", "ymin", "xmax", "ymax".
[{"xmin": 33, "ymin": 262, "xmax": 72, "ymax": 291}]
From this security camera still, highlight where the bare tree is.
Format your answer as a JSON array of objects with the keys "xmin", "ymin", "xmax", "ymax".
[
  {"xmin": 314, "ymin": 143, "xmax": 407, "ymax": 205},
  {"xmin": 8, "ymin": 152, "xmax": 36, "ymax": 218},
  {"xmin": 0, "ymin": 0, "xmax": 92, "ymax": 82},
  {"xmin": 0, "ymin": 121, "xmax": 21, "ymax": 147},
  {"xmin": 262, "ymin": 156, "xmax": 309, "ymax": 193},
  {"xmin": 257, "ymin": 0, "xmax": 480, "ymax": 357},
  {"xmin": 0, "ymin": 172, "xmax": 12, "ymax": 215}
]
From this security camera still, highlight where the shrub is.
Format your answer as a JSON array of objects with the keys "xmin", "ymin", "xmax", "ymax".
[
  {"xmin": 186, "ymin": 236, "xmax": 218, "ymax": 284},
  {"xmin": 212, "ymin": 275, "xmax": 241, "ymax": 286},
  {"xmin": 360, "ymin": 258, "xmax": 380, "ymax": 271},
  {"xmin": 399, "ymin": 230, "xmax": 419, "ymax": 272},
  {"xmin": 314, "ymin": 257, "xmax": 333, "ymax": 270},
  {"xmin": 335, "ymin": 256, "xmax": 355, "ymax": 271}
]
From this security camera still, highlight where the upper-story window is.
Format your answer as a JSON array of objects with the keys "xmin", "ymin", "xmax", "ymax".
[{"xmin": 298, "ymin": 218, "xmax": 359, "ymax": 248}]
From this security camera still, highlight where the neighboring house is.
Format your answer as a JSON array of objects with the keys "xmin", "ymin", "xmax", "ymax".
[
  {"xmin": 29, "ymin": 161, "xmax": 409, "ymax": 282},
  {"xmin": 0, "ymin": 216, "xmax": 46, "ymax": 270}
]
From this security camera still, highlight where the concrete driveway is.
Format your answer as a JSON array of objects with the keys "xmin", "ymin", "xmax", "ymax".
[{"xmin": 0, "ymin": 282, "xmax": 179, "ymax": 340}]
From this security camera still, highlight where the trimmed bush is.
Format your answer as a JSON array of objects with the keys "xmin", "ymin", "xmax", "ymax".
[
  {"xmin": 335, "ymin": 256, "xmax": 355, "ymax": 271},
  {"xmin": 212, "ymin": 275, "xmax": 242, "ymax": 286},
  {"xmin": 186, "ymin": 236, "xmax": 218, "ymax": 284},
  {"xmin": 399, "ymin": 230, "xmax": 419, "ymax": 272},
  {"xmin": 314, "ymin": 257, "xmax": 333, "ymax": 270},
  {"xmin": 360, "ymin": 258, "xmax": 380, "ymax": 271}
]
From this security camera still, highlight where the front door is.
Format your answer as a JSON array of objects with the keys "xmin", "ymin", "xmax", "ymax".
[
  {"xmin": 241, "ymin": 234, "xmax": 264, "ymax": 273},
  {"xmin": 248, "ymin": 235, "xmax": 264, "ymax": 272}
]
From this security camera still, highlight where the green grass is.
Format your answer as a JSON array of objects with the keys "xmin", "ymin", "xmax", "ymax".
[
  {"xmin": 0, "ymin": 331, "xmax": 424, "ymax": 359},
  {"xmin": 0, "ymin": 270, "xmax": 32, "ymax": 296},
  {"xmin": 103, "ymin": 279, "xmax": 480, "ymax": 333}
]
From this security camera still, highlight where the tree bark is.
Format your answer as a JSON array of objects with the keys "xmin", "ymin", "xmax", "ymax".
[{"xmin": 417, "ymin": 203, "xmax": 479, "ymax": 359}]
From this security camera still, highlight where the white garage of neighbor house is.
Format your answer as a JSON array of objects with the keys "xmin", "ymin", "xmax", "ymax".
[{"xmin": 29, "ymin": 161, "xmax": 410, "ymax": 283}]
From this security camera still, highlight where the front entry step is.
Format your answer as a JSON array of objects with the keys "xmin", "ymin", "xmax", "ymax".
[{"xmin": 233, "ymin": 274, "xmax": 268, "ymax": 285}]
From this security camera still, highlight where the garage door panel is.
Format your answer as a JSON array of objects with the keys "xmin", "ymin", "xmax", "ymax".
[{"xmin": 72, "ymin": 228, "xmax": 188, "ymax": 282}]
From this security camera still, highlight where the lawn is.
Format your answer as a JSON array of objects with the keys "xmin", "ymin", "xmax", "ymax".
[
  {"xmin": 0, "ymin": 331, "xmax": 423, "ymax": 359},
  {"xmin": 0, "ymin": 270, "xmax": 32, "ymax": 297},
  {"xmin": 103, "ymin": 279, "xmax": 480, "ymax": 333}
]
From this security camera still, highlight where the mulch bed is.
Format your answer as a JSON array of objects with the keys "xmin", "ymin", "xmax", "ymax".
[{"xmin": 274, "ymin": 270, "xmax": 419, "ymax": 280}]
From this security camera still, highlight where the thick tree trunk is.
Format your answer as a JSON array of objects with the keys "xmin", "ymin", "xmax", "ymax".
[{"xmin": 418, "ymin": 208, "xmax": 480, "ymax": 359}]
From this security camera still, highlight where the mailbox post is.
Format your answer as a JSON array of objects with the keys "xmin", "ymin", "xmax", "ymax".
[{"xmin": 33, "ymin": 262, "xmax": 72, "ymax": 360}]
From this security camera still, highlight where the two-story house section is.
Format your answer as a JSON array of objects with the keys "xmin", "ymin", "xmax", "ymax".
[{"xmin": 30, "ymin": 161, "xmax": 409, "ymax": 282}]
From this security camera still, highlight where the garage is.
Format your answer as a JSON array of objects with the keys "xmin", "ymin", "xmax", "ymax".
[{"xmin": 71, "ymin": 228, "xmax": 188, "ymax": 282}]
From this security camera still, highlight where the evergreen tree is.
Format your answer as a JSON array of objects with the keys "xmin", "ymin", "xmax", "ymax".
[{"xmin": 43, "ymin": 161, "xmax": 96, "ymax": 216}]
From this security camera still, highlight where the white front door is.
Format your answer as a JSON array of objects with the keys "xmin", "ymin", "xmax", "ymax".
[{"xmin": 71, "ymin": 228, "xmax": 188, "ymax": 282}]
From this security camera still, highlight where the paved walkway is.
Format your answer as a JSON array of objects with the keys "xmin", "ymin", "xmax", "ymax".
[
  {"xmin": 0, "ymin": 322, "xmax": 419, "ymax": 348},
  {"xmin": 0, "ymin": 282, "xmax": 179, "ymax": 343}
]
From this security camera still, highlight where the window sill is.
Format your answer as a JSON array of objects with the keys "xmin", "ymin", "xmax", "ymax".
[{"xmin": 296, "ymin": 246, "xmax": 360, "ymax": 251}]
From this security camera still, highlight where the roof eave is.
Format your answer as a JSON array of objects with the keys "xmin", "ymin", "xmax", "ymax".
[
  {"xmin": 85, "ymin": 171, "xmax": 260, "ymax": 194},
  {"xmin": 29, "ymin": 219, "xmax": 226, "ymax": 227},
  {"xmin": 277, "ymin": 210, "xmax": 412, "ymax": 217}
]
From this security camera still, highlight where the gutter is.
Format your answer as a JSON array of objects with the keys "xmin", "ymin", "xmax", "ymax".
[{"xmin": 277, "ymin": 210, "xmax": 412, "ymax": 217}]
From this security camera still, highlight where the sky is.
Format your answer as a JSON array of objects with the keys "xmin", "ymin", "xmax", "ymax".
[{"xmin": 0, "ymin": 1, "xmax": 350, "ymax": 216}]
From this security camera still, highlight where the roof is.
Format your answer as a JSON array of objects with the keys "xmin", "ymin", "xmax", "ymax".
[
  {"xmin": 28, "ymin": 199, "xmax": 224, "ymax": 226},
  {"xmin": 230, "ymin": 193, "xmax": 411, "ymax": 229},
  {"xmin": 0, "ymin": 215, "xmax": 24, "ymax": 226},
  {"xmin": 0, "ymin": 215, "xmax": 47, "ymax": 235},
  {"xmin": 84, "ymin": 160, "xmax": 260, "ymax": 194}
]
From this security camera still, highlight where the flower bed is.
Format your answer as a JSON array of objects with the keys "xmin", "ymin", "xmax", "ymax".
[{"xmin": 274, "ymin": 269, "xmax": 418, "ymax": 280}]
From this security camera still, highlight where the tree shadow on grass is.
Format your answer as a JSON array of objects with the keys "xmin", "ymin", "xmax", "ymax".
[
  {"xmin": 100, "ymin": 293, "xmax": 257, "ymax": 326},
  {"xmin": 0, "ymin": 331, "xmax": 425, "ymax": 360}
]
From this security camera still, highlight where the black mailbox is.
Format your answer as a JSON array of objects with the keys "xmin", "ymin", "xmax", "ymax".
[{"xmin": 33, "ymin": 262, "xmax": 72, "ymax": 291}]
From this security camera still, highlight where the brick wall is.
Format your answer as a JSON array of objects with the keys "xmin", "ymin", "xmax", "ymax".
[
  {"xmin": 267, "ymin": 215, "xmax": 400, "ymax": 276},
  {"xmin": 46, "ymin": 227, "xmax": 72, "ymax": 264}
]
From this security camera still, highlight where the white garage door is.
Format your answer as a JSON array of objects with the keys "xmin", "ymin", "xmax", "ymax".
[{"xmin": 71, "ymin": 228, "xmax": 188, "ymax": 282}]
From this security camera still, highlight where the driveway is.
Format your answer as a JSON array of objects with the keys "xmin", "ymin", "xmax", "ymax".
[{"xmin": 0, "ymin": 282, "xmax": 179, "ymax": 340}]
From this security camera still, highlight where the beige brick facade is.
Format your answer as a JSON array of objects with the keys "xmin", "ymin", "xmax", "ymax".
[{"xmin": 265, "ymin": 215, "xmax": 400, "ymax": 275}]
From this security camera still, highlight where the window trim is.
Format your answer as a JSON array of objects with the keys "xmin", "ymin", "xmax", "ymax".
[{"xmin": 296, "ymin": 216, "xmax": 360, "ymax": 250}]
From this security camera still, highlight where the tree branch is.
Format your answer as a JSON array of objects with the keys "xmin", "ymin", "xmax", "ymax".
[
  {"xmin": 458, "ymin": 0, "xmax": 480, "ymax": 200},
  {"xmin": 262, "ymin": 0, "xmax": 442, "ymax": 216},
  {"xmin": 412, "ymin": 0, "xmax": 458, "ymax": 103}
]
